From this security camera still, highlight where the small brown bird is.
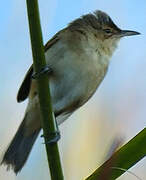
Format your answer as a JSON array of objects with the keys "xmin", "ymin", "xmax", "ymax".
[{"xmin": 1, "ymin": 10, "xmax": 140, "ymax": 174}]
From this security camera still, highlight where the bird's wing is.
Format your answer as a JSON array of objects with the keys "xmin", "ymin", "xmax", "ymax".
[
  {"xmin": 17, "ymin": 34, "xmax": 60, "ymax": 103},
  {"xmin": 17, "ymin": 65, "xmax": 33, "ymax": 102}
]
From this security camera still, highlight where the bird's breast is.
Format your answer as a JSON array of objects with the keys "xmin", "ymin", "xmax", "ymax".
[{"xmin": 47, "ymin": 42, "xmax": 109, "ymax": 120}]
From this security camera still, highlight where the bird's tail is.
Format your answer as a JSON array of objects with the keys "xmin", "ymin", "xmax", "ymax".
[{"xmin": 1, "ymin": 112, "xmax": 41, "ymax": 174}]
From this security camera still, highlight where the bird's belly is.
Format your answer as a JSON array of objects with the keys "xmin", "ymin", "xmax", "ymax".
[
  {"xmin": 45, "ymin": 42, "xmax": 109, "ymax": 124},
  {"xmin": 49, "ymin": 62, "xmax": 107, "ymax": 124}
]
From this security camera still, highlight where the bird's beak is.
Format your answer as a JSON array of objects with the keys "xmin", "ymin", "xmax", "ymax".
[{"xmin": 118, "ymin": 30, "xmax": 141, "ymax": 37}]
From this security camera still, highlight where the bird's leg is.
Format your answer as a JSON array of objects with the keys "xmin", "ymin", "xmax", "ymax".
[
  {"xmin": 32, "ymin": 65, "xmax": 52, "ymax": 79},
  {"xmin": 33, "ymin": 65, "xmax": 60, "ymax": 144},
  {"xmin": 41, "ymin": 118, "xmax": 61, "ymax": 144}
]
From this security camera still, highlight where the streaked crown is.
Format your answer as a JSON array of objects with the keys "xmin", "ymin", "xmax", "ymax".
[{"xmin": 69, "ymin": 10, "xmax": 140, "ymax": 39}]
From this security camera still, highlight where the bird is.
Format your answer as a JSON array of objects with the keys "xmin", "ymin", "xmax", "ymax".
[{"xmin": 1, "ymin": 10, "xmax": 140, "ymax": 174}]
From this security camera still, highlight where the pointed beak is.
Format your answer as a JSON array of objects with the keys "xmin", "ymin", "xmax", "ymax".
[{"xmin": 119, "ymin": 30, "xmax": 141, "ymax": 37}]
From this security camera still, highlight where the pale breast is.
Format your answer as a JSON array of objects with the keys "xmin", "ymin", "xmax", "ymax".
[{"xmin": 45, "ymin": 34, "xmax": 110, "ymax": 122}]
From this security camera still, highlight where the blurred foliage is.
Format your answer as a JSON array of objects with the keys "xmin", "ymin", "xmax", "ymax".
[{"xmin": 86, "ymin": 128, "xmax": 146, "ymax": 180}]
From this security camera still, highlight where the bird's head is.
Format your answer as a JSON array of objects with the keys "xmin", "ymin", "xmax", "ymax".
[
  {"xmin": 92, "ymin": 10, "xmax": 140, "ymax": 40},
  {"xmin": 69, "ymin": 10, "xmax": 140, "ymax": 56}
]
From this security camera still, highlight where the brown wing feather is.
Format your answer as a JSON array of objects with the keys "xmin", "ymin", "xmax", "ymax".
[
  {"xmin": 17, "ymin": 34, "xmax": 60, "ymax": 103},
  {"xmin": 17, "ymin": 65, "xmax": 33, "ymax": 102},
  {"xmin": 44, "ymin": 34, "xmax": 59, "ymax": 51}
]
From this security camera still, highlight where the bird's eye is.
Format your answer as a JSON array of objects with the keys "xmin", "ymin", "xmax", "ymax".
[{"xmin": 104, "ymin": 29, "xmax": 112, "ymax": 34}]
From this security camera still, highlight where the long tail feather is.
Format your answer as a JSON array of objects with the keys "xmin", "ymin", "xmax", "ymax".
[{"xmin": 1, "ymin": 116, "xmax": 40, "ymax": 174}]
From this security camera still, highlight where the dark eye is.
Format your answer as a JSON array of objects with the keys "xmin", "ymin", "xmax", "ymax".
[{"xmin": 104, "ymin": 29, "xmax": 112, "ymax": 34}]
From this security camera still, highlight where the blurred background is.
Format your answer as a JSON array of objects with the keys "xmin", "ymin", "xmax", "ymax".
[{"xmin": 0, "ymin": 0, "xmax": 146, "ymax": 179}]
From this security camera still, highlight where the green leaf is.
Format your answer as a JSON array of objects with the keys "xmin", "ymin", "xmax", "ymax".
[{"xmin": 86, "ymin": 128, "xmax": 146, "ymax": 180}]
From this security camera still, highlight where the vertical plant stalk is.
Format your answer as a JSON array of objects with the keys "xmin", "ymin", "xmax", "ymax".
[
  {"xmin": 26, "ymin": 0, "xmax": 64, "ymax": 179},
  {"xmin": 86, "ymin": 128, "xmax": 146, "ymax": 180}
]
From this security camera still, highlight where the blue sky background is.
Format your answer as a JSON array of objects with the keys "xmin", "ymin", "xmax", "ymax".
[{"xmin": 0, "ymin": 0, "xmax": 146, "ymax": 180}]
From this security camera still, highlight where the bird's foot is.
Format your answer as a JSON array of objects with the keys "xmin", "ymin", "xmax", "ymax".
[
  {"xmin": 41, "ymin": 131, "xmax": 61, "ymax": 144},
  {"xmin": 32, "ymin": 66, "xmax": 52, "ymax": 79}
]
